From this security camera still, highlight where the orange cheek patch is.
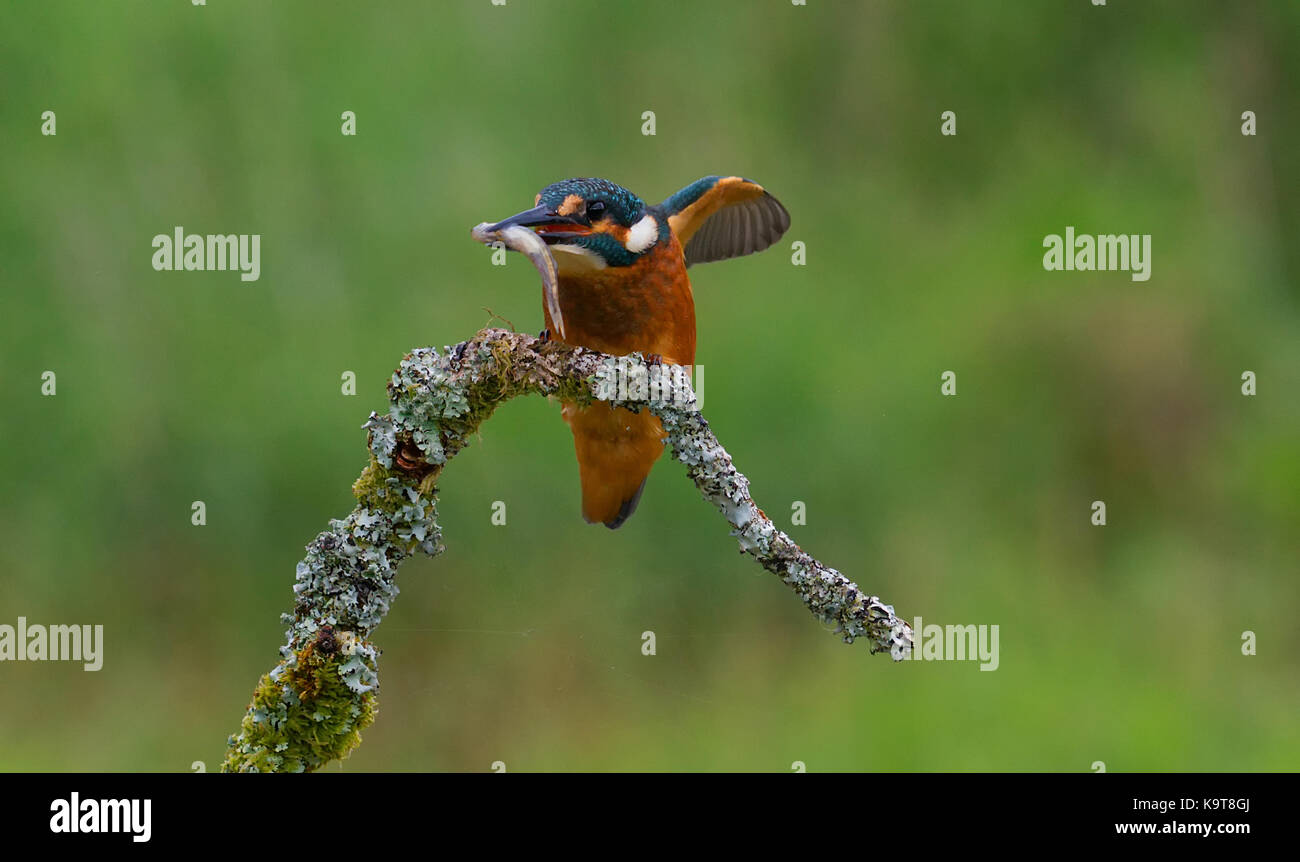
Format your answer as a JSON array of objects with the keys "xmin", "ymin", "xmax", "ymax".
[
  {"xmin": 557, "ymin": 194, "xmax": 584, "ymax": 217},
  {"xmin": 579, "ymin": 221, "xmax": 619, "ymax": 243}
]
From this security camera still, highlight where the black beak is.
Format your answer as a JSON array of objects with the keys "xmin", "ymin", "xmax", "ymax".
[
  {"xmin": 487, "ymin": 205, "xmax": 572, "ymax": 231},
  {"xmin": 487, "ymin": 205, "xmax": 588, "ymax": 243}
]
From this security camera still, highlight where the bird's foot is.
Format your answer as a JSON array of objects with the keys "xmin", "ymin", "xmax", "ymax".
[
  {"xmin": 537, "ymin": 327, "xmax": 551, "ymax": 344},
  {"xmin": 645, "ymin": 352, "xmax": 664, "ymax": 366}
]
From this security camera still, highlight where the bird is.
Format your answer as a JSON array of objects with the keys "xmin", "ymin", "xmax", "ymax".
[{"xmin": 485, "ymin": 176, "xmax": 790, "ymax": 528}]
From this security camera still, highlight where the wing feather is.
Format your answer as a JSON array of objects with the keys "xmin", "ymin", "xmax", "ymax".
[{"xmin": 662, "ymin": 176, "xmax": 791, "ymax": 267}]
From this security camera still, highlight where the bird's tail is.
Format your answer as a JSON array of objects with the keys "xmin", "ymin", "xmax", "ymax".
[{"xmin": 562, "ymin": 401, "xmax": 666, "ymax": 528}]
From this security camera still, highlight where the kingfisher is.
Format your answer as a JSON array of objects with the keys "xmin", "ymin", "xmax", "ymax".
[{"xmin": 485, "ymin": 176, "xmax": 790, "ymax": 528}]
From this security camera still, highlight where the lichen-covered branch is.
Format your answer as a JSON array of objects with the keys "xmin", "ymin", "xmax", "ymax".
[{"xmin": 222, "ymin": 328, "xmax": 912, "ymax": 772}]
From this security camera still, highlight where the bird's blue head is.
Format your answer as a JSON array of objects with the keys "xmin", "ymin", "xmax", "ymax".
[{"xmin": 488, "ymin": 177, "xmax": 667, "ymax": 269}]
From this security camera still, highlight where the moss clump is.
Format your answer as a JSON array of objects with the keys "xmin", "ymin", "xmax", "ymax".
[
  {"xmin": 221, "ymin": 638, "xmax": 378, "ymax": 773},
  {"xmin": 552, "ymin": 376, "xmax": 594, "ymax": 406},
  {"xmin": 351, "ymin": 457, "xmax": 406, "ymax": 512}
]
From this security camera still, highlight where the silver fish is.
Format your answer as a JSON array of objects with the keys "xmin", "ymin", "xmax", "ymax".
[{"xmin": 470, "ymin": 222, "xmax": 564, "ymax": 341}]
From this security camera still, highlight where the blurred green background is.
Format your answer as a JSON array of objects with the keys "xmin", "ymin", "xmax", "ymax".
[{"xmin": 2, "ymin": 1, "xmax": 1297, "ymax": 772}]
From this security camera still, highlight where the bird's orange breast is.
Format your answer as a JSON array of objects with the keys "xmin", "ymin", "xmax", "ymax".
[
  {"xmin": 544, "ymin": 230, "xmax": 695, "ymax": 527},
  {"xmin": 544, "ymin": 232, "xmax": 695, "ymax": 366}
]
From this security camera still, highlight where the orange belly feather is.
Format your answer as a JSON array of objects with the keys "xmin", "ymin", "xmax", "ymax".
[{"xmin": 543, "ymin": 233, "xmax": 695, "ymax": 527}]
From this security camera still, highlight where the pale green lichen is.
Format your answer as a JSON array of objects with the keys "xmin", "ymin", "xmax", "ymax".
[
  {"xmin": 224, "ymin": 427, "xmax": 441, "ymax": 771},
  {"xmin": 606, "ymin": 352, "xmax": 913, "ymax": 659},
  {"xmin": 225, "ymin": 328, "xmax": 911, "ymax": 772}
]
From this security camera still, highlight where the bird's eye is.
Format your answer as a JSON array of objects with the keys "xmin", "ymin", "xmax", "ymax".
[{"xmin": 586, "ymin": 200, "xmax": 606, "ymax": 220}]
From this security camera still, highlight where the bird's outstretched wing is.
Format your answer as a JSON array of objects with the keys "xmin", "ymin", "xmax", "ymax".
[{"xmin": 659, "ymin": 176, "xmax": 790, "ymax": 267}]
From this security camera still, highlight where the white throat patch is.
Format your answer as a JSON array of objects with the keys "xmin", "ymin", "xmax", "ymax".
[
  {"xmin": 550, "ymin": 243, "xmax": 607, "ymax": 272},
  {"xmin": 624, "ymin": 214, "xmax": 658, "ymax": 254}
]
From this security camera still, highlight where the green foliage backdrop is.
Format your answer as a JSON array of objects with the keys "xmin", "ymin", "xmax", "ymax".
[{"xmin": 2, "ymin": 1, "xmax": 1297, "ymax": 771}]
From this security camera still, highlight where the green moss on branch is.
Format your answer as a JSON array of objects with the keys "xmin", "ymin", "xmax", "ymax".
[{"xmin": 223, "ymin": 328, "xmax": 911, "ymax": 773}]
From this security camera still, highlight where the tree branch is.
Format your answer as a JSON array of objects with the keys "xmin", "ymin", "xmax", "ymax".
[
  {"xmin": 223, "ymin": 237, "xmax": 913, "ymax": 772},
  {"xmin": 222, "ymin": 329, "xmax": 912, "ymax": 772}
]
